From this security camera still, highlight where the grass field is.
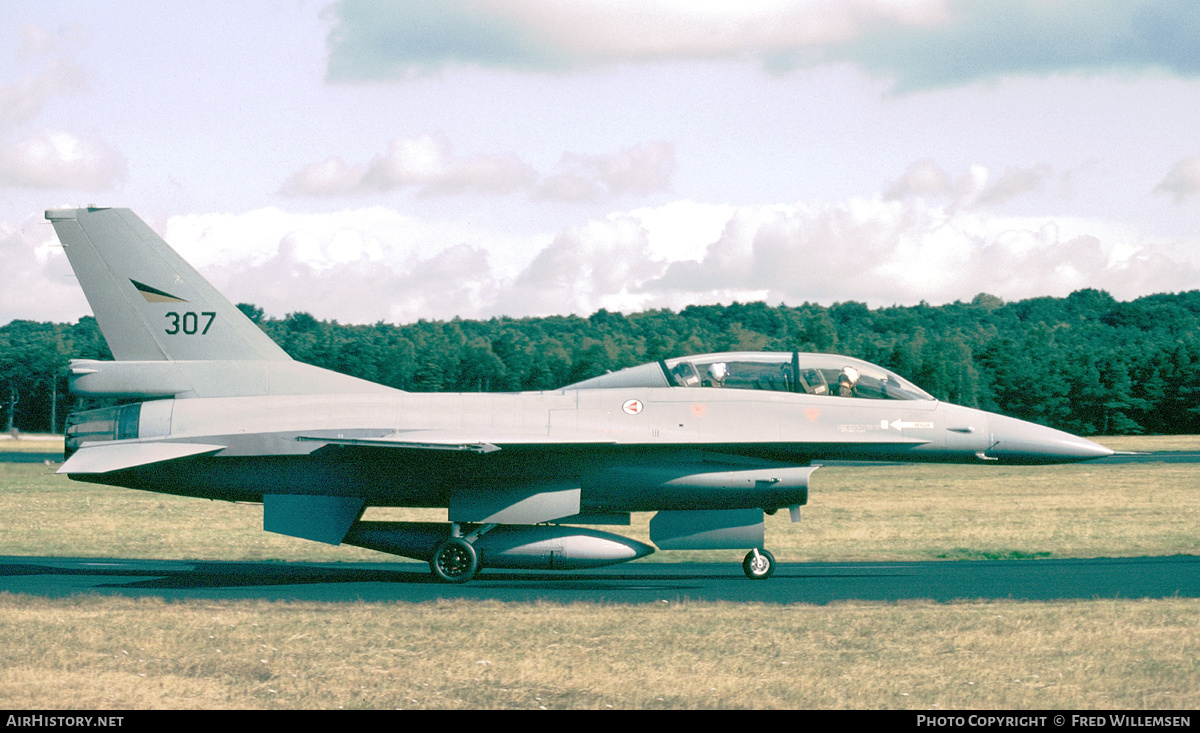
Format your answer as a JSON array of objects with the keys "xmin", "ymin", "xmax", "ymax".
[
  {"xmin": 0, "ymin": 434, "xmax": 65, "ymax": 452},
  {"xmin": 0, "ymin": 435, "xmax": 1197, "ymax": 709},
  {"xmin": 0, "ymin": 595, "xmax": 1196, "ymax": 710}
]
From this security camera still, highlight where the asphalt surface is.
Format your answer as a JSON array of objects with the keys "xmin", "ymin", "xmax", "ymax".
[
  {"xmin": 1, "ymin": 554, "xmax": 1196, "ymax": 604},
  {"xmin": 0, "ymin": 452, "xmax": 63, "ymax": 463}
]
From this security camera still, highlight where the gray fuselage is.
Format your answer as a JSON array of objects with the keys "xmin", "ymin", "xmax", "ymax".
[{"xmin": 68, "ymin": 383, "xmax": 1107, "ymax": 512}]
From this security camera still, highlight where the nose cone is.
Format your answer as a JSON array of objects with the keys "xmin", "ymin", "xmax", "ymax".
[{"xmin": 986, "ymin": 414, "xmax": 1114, "ymax": 464}]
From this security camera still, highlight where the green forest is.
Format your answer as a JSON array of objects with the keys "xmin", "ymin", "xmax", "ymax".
[{"xmin": 3, "ymin": 288, "xmax": 1199, "ymax": 437}]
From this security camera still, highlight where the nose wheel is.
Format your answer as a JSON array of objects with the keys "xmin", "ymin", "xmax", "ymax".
[
  {"xmin": 743, "ymin": 548, "xmax": 776, "ymax": 579},
  {"xmin": 430, "ymin": 537, "xmax": 479, "ymax": 583}
]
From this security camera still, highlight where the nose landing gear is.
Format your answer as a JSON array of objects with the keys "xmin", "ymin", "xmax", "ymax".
[{"xmin": 743, "ymin": 548, "xmax": 776, "ymax": 579}]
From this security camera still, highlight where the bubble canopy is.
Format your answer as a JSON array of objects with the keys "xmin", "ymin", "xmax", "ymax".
[{"xmin": 563, "ymin": 352, "xmax": 934, "ymax": 401}]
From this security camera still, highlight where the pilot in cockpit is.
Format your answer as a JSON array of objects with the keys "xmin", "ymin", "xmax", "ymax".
[
  {"xmin": 836, "ymin": 366, "xmax": 859, "ymax": 397},
  {"xmin": 706, "ymin": 362, "xmax": 728, "ymax": 387}
]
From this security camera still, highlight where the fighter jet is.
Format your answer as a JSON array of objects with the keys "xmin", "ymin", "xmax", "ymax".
[{"xmin": 46, "ymin": 207, "xmax": 1113, "ymax": 582}]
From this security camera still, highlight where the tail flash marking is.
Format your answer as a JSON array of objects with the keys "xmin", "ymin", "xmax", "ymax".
[{"xmin": 130, "ymin": 279, "xmax": 188, "ymax": 304}]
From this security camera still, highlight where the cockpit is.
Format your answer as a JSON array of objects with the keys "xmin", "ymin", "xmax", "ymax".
[{"xmin": 563, "ymin": 352, "xmax": 934, "ymax": 401}]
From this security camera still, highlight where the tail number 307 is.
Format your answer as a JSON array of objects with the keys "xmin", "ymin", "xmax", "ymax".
[{"xmin": 165, "ymin": 311, "xmax": 216, "ymax": 335}]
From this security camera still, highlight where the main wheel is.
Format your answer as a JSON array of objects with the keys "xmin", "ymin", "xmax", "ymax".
[
  {"xmin": 743, "ymin": 548, "xmax": 776, "ymax": 579},
  {"xmin": 430, "ymin": 537, "xmax": 479, "ymax": 583}
]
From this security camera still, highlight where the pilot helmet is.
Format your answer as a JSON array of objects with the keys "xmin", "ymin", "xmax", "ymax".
[
  {"xmin": 708, "ymin": 362, "xmax": 728, "ymax": 381},
  {"xmin": 839, "ymin": 366, "xmax": 859, "ymax": 385}
]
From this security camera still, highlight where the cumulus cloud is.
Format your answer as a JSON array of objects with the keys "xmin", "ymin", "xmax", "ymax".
[
  {"xmin": 0, "ymin": 57, "xmax": 87, "ymax": 133},
  {"xmin": 363, "ymin": 133, "xmax": 536, "ymax": 195},
  {"xmin": 885, "ymin": 160, "xmax": 1063, "ymax": 209},
  {"xmin": 0, "ymin": 213, "xmax": 90, "ymax": 323},
  {"xmin": 9, "ymin": 198, "xmax": 1197, "ymax": 326},
  {"xmin": 279, "ymin": 156, "xmax": 365, "ymax": 197},
  {"xmin": 325, "ymin": 0, "xmax": 1200, "ymax": 90},
  {"xmin": 498, "ymin": 215, "xmax": 666, "ymax": 315},
  {"xmin": 536, "ymin": 142, "xmax": 675, "ymax": 202},
  {"xmin": 975, "ymin": 164, "xmax": 1055, "ymax": 206},
  {"xmin": 103, "ymin": 200, "xmax": 1200, "ymax": 324},
  {"xmin": 1155, "ymin": 154, "xmax": 1200, "ymax": 203},
  {"xmin": 282, "ymin": 134, "xmax": 535, "ymax": 197},
  {"xmin": 883, "ymin": 159, "xmax": 954, "ymax": 200},
  {"xmin": 283, "ymin": 135, "xmax": 673, "ymax": 201},
  {"xmin": 0, "ymin": 26, "xmax": 118, "ymax": 192},
  {"xmin": 211, "ymin": 237, "xmax": 503, "ymax": 326},
  {"xmin": 0, "ymin": 129, "xmax": 126, "ymax": 190},
  {"xmin": 156, "ymin": 207, "xmax": 545, "ymax": 323},
  {"xmin": 2, "ymin": 23, "xmax": 88, "ymax": 133},
  {"xmin": 0, "ymin": 25, "xmax": 120, "ymax": 194},
  {"xmin": 16, "ymin": 24, "xmax": 58, "ymax": 59},
  {"xmin": 636, "ymin": 199, "xmax": 1200, "ymax": 308}
]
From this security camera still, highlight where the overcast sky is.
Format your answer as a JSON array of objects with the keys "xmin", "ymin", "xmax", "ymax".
[{"xmin": 3, "ymin": 0, "xmax": 1200, "ymax": 325}]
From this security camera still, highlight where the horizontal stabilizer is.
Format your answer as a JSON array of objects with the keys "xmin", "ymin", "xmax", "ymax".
[{"xmin": 58, "ymin": 442, "xmax": 226, "ymax": 474}]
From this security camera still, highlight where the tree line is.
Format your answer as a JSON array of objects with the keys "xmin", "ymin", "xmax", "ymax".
[{"xmin": 2, "ymin": 289, "xmax": 1199, "ymax": 437}]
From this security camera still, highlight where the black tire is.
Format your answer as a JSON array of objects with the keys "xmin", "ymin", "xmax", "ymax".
[
  {"xmin": 430, "ymin": 537, "xmax": 479, "ymax": 583},
  {"xmin": 743, "ymin": 548, "xmax": 776, "ymax": 579}
]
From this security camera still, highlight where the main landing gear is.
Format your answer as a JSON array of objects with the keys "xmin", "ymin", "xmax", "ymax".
[
  {"xmin": 429, "ymin": 523, "xmax": 495, "ymax": 583},
  {"xmin": 430, "ymin": 537, "xmax": 478, "ymax": 583},
  {"xmin": 742, "ymin": 548, "xmax": 776, "ymax": 579}
]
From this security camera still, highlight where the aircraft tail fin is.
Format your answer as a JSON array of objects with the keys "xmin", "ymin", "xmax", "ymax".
[{"xmin": 46, "ymin": 207, "xmax": 289, "ymax": 362}]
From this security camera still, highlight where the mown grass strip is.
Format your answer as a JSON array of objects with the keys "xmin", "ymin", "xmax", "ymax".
[{"xmin": 0, "ymin": 594, "xmax": 1195, "ymax": 710}]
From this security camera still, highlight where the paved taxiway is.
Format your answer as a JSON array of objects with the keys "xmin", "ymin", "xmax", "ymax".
[{"xmin": 1, "ymin": 555, "xmax": 1196, "ymax": 604}]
